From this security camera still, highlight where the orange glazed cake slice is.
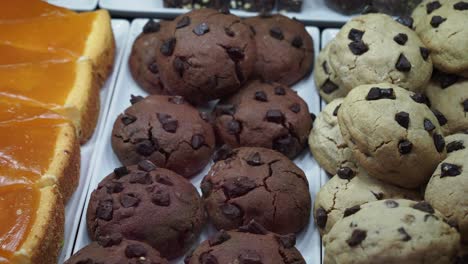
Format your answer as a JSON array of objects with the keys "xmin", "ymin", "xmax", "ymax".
[
  {"xmin": 0, "ymin": 0, "xmax": 74, "ymax": 21},
  {"xmin": 0, "ymin": 57, "xmax": 100, "ymax": 143},
  {"xmin": 0, "ymin": 9, "xmax": 115, "ymax": 85}
]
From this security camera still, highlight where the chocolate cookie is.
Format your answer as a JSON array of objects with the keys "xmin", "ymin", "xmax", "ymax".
[
  {"xmin": 201, "ymin": 147, "xmax": 311, "ymax": 234},
  {"xmin": 65, "ymin": 236, "xmax": 168, "ymax": 264},
  {"xmin": 154, "ymin": 9, "xmax": 257, "ymax": 104},
  {"xmin": 112, "ymin": 95, "xmax": 215, "ymax": 178},
  {"xmin": 185, "ymin": 221, "xmax": 306, "ymax": 264},
  {"xmin": 244, "ymin": 14, "xmax": 314, "ymax": 86},
  {"xmin": 213, "ymin": 80, "xmax": 313, "ymax": 159},
  {"xmin": 86, "ymin": 161, "xmax": 206, "ymax": 260}
]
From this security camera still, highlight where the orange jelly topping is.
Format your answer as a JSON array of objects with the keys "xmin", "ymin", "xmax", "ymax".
[
  {"xmin": 0, "ymin": 0, "xmax": 74, "ymax": 21},
  {"xmin": 0, "ymin": 44, "xmax": 74, "ymax": 65},
  {"xmin": 0, "ymin": 12, "xmax": 96, "ymax": 57},
  {"xmin": 0, "ymin": 184, "xmax": 39, "ymax": 262}
]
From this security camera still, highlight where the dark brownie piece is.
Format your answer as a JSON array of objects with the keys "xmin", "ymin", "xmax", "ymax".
[
  {"xmin": 154, "ymin": 9, "xmax": 257, "ymax": 105},
  {"xmin": 163, "ymin": 0, "xmax": 192, "ymax": 8},
  {"xmin": 277, "ymin": 0, "xmax": 303, "ymax": 12},
  {"xmin": 201, "ymin": 147, "xmax": 311, "ymax": 234},
  {"xmin": 111, "ymin": 95, "xmax": 215, "ymax": 178},
  {"xmin": 184, "ymin": 221, "xmax": 306, "ymax": 264},
  {"xmin": 324, "ymin": 0, "xmax": 368, "ymax": 14},
  {"xmin": 241, "ymin": 0, "xmax": 275, "ymax": 12},
  {"xmin": 65, "ymin": 237, "xmax": 168, "ymax": 264},
  {"xmin": 213, "ymin": 80, "xmax": 312, "ymax": 159},
  {"xmin": 244, "ymin": 14, "xmax": 314, "ymax": 86},
  {"xmin": 86, "ymin": 162, "xmax": 206, "ymax": 260}
]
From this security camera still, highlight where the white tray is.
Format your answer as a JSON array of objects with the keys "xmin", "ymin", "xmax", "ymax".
[
  {"xmin": 58, "ymin": 19, "xmax": 130, "ymax": 263},
  {"xmin": 46, "ymin": 0, "xmax": 98, "ymax": 11},
  {"xmin": 71, "ymin": 18, "xmax": 322, "ymax": 263},
  {"xmin": 99, "ymin": 0, "xmax": 353, "ymax": 25}
]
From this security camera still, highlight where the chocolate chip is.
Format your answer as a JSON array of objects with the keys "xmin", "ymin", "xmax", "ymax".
[
  {"xmin": 441, "ymin": 163, "xmax": 462, "ymax": 177},
  {"xmin": 98, "ymin": 233, "xmax": 123, "ymax": 247},
  {"xmin": 316, "ymin": 207, "xmax": 328, "ymax": 229},
  {"xmin": 436, "ymin": 72, "xmax": 459, "ymax": 88},
  {"xmin": 348, "ymin": 40, "xmax": 369, "ymax": 55},
  {"xmin": 155, "ymin": 174, "xmax": 173, "ymax": 186},
  {"xmin": 395, "ymin": 54, "xmax": 411, "ymax": 72},
  {"xmin": 289, "ymin": 103, "xmax": 301, "ymax": 113},
  {"xmin": 224, "ymin": 27, "xmax": 235, "ymax": 37},
  {"xmin": 221, "ymin": 203, "xmax": 242, "ymax": 219},
  {"xmin": 193, "ymin": 23, "xmax": 210, "ymax": 36},
  {"xmin": 433, "ymin": 133, "xmax": 445, "ymax": 153},
  {"xmin": 226, "ymin": 47, "xmax": 244, "ymax": 62},
  {"xmin": 216, "ymin": 104, "xmax": 236, "ymax": 115},
  {"xmin": 191, "ymin": 134, "xmax": 205, "ymax": 150},
  {"xmin": 395, "ymin": 112, "xmax": 410, "ymax": 129},
  {"xmin": 412, "ymin": 201, "xmax": 434, "ymax": 214},
  {"xmin": 346, "ymin": 229, "xmax": 367, "ymax": 247},
  {"xmin": 176, "ymin": 16, "xmax": 190, "ymax": 29},
  {"xmin": 333, "ymin": 104, "xmax": 341, "ymax": 116},
  {"xmin": 152, "ymin": 189, "xmax": 170, "ymax": 206},
  {"xmin": 432, "ymin": 109, "xmax": 447, "ymax": 126},
  {"xmin": 424, "ymin": 213, "xmax": 439, "ymax": 222},
  {"xmin": 199, "ymin": 252, "xmax": 218, "ymax": 264},
  {"xmin": 426, "ymin": 1, "xmax": 441, "ymax": 14},
  {"xmin": 272, "ymin": 134, "xmax": 295, "ymax": 157},
  {"xmin": 138, "ymin": 160, "xmax": 157, "ymax": 172},
  {"xmin": 291, "ymin": 36, "xmax": 303, "ymax": 48},
  {"xmin": 337, "ymin": 167, "xmax": 354, "ymax": 180},
  {"xmin": 366, "ymin": 87, "xmax": 395, "ymax": 100},
  {"xmin": 276, "ymin": 233, "xmax": 296, "ymax": 249},
  {"xmin": 173, "ymin": 56, "xmax": 186, "ymax": 77},
  {"xmin": 239, "ymin": 250, "xmax": 262, "ymax": 264},
  {"xmin": 447, "ymin": 141, "xmax": 465, "ymax": 153},
  {"xmin": 430, "ymin": 16, "xmax": 446, "ymax": 28},
  {"xmin": 136, "ymin": 140, "xmax": 155, "ymax": 156},
  {"xmin": 348, "ymin": 28, "xmax": 365, "ymax": 42},
  {"xmin": 106, "ymin": 182, "xmax": 124, "ymax": 194},
  {"xmin": 343, "ymin": 205, "xmax": 361, "ymax": 217},
  {"xmin": 321, "ymin": 79, "xmax": 339, "ymax": 94},
  {"xmin": 420, "ymin": 47, "xmax": 430, "ymax": 61},
  {"xmin": 209, "ymin": 230, "xmax": 231, "ymax": 246},
  {"xmin": 454, "ymin": 1, "xmax": 468, "ymax": 10},
  {"xmin": 130, "ymin": 95, "xmax": 144, "ymax": 105},
  {"xmin": 274, "ymin": 86, "xmax": 286, "ymax": 95},
  {"xmin": 396, "ymin": 16, "xmax": 414, "ymax": 29},
  {"xmin": 398, "ymin": 227, "xmax": 412, "ymax": 241},
  {"xmin": 160, "ymin": 37, "xmax": 176, "ymax": 56},
  {"xmin": 463, "ymin": 99, "xmax": 468, "ymax": 112},
  {"xmin": 266, "ymin": 110, "xmax": 284, "ymax": 123},
  {"xmin": 200, "ymin": 179, "xmax": 212, "ymax": 197},
  {"xmin": 142, "ymin": 20, "xmax": 160, "ymax": 33},
  {"xmin": 398, "ymin": 140, "xmax": 413, "ymax": 154},
  {"xmin": 411, "ymin": 93, "xmax": 431, "ymax": 107},
  {"xmin": 96, "ymin": 200, "xmax": 113, "ymax": 221},
  {"xmin": 129, "ymin": 172, "xmax": 152, "ymax": 185},
  {"xmin": 393, "ymin": 33, "xmax": 408, "ymax": 45},
  {"xmin": 227, "ymin": 120, "xmax": 242, "ymax": 134},
  {"xmin": 125, "ymin": 244, "xmax": 147, "ymax": 258},
  {"xmin": 254, "ymin": 91, "xmax": 268, "ymax": 102},
  {"xmin": 157, "ymin": 113, "xmax": 178, "ymax": 133},
  {"xmin": 168, "ymin": 96, "xmax": 185, "ymax": 104},
  {"xmin": 385, "ymin": 200, "xmax": 399, "ymax": 208},
  {"xmin": 222, "ymin": 176, "xmax": 256, "ymax": 198},
  {"xmin": 371, "ymin": 191, "xmax": 384, "ymax": 200},
  {"xmin": 424, "ymin": 119, "xmax": 436, "ymax": 132},
  {"xmin": 199, "ymin": 111, "xmax": 212, "ymax": 123},
  {"xmin": 269, "ymin": 27, "xmax": 284, "ymax": 40},
  {"xmin": 114, "ymin": 166, "xmax": 129, "ymax": 178},
  {"xmin": 322, "ymin": 61, "xmax": 330, "ymax": 75},
  {"xmin": 213, "ymin": 145, "xmax": 235, "ymax": 163},
  {"xmin": 121, "ymin": 115, "xmax": 136, "ymax": 126},
  {"xmin": 311, "ymin": 113, "xmax": 316, "ymax": 123},
  {"xmin": 239, "ymin": 220, "xmax": 268, "ymax": 235},
  {"xmin": 148, "ymin": 61, "xmax": 159, "ymax": 75},
  {"xmin": 246, "ymin": 152, "xmax": 263, "ymax": 166},
  {"xmin": 120, "ymin": 193, "xmax": 140, "ymax": 208}
]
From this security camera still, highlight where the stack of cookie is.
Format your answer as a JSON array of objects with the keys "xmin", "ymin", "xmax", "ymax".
[{"xmin": 310, "ymin": 1, "xmax": 468, "ymax": 262}]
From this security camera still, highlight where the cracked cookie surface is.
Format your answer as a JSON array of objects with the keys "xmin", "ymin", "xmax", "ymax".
[
  {"xmin": 129, "ymin": 20, "xmax": 170, "ymax": 95},
  {"xmin": 213, "ymin": 80, "xmax": 313, "ymax": 159},
  {"xmin": 425, "ymin": 146, "xmax": 468, "ymax": 243},
  {"xmin": 325, "ymin": 14, "xmax": 432, "ymax": 96},
  {"xmin": 201, "ymin": 147, "xmax": 311, "ymax": 234},
  {"xmin": 425, "ymin": 71, "xmax": 468, "ymax": 135},
  {"xmin": 314, "ymin": 167, "xmax": 421, "ymax": 236},
  {"xmin": 86, "ymin": 161, "xmax": 206, "ymax": 260},
  {"xmin": 324, "ymin": 199, "xmax": 460, "ymax": 264},
  {"xmin": 185, "ymin": 221, "xmax": 306, "ymax": 264},
  {"xmin": 338, "ymin": 83, "xmax": 446, "ymax": 188},
  {"xmin": 111, "ymin": 95, "xmax": 215, "ymax": 178},
  {"xmin": 65, "ymin": 236, "xmax": 168, "ymax": 264},
  {"xmin": 412, "ymin": 0, "xmax": 468, "ymax": 77},
  {"xmin": 308, "ymin": 98, "xmax": 357, "ymax": 175},
  {"xmin": 244, "ymin": 14, "xmax": 314, "ymax": 86},
  {"xmin": 154, "ymin": 8, "xmax": 257, "ymax": 104}
]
